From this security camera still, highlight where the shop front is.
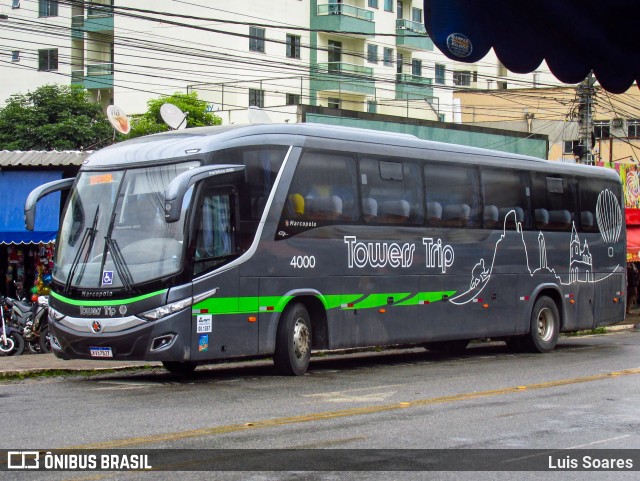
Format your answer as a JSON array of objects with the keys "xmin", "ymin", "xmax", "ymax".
[{"xmin": 0, "ymin": 151, "xmax": 86, "ymax": 299}]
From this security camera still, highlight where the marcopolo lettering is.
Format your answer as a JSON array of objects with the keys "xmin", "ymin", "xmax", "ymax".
[{"xmin": 344, "ymin": 236, "xmax": 455, "ymax": 272}]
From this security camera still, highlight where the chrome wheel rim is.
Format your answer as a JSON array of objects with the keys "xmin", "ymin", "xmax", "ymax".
[
  {"xmin": 292, "ymin": 318, "xmax": 310, "ymax": 360},
  {"xmin": 537, "ymin": 307, "xmax": 554, "ymax": 342}
]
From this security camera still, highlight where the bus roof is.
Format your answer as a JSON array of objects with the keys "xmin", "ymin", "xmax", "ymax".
[{"xmin": 83, "ymin": 123, "xmax": 620, "ymax": 182}]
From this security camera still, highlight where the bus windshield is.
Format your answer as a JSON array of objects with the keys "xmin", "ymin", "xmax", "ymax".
[{"xmin": 53, "ymin": 162, "xmax": 199, "ymax": 290}]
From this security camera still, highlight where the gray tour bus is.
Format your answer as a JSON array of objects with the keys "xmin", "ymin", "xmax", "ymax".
[{"xmin": 25, "ymin": 123, "xmax": 626, "ymax": 375}]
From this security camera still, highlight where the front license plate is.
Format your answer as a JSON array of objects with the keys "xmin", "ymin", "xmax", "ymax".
[{"xmin": 89, "ymin": 347, "xmax": 113, "ymax": 358}]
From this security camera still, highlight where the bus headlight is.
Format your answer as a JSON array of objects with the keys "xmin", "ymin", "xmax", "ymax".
[{"xmin": 139, "ymin": 297, "xmax": 193, "ymax": 321}]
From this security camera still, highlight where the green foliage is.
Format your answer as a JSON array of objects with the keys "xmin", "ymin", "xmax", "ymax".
[
  {"xmin": 125, "ymin": 91, "xmax": 221, "ymax": 139},
  {"xmin": 0, "ymin": 84, "xmax": 113, "ymax": 151}
]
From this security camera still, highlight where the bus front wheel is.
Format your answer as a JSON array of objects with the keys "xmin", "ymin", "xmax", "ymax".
[
  {"xmin": 274, "ymin": 303, "xmax": 312, "ymax": 376},
  {"xmin": 523, "ymin": 296, "xmax": 559, "ymax": 353}
]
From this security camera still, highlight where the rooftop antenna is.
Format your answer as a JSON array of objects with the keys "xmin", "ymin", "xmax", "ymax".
[
  {"xmin": 247, "ymin": 106, "xmax": 272, "ymax": 124},
  {"xmin": 106, "ymin": 105, "xmax": 130, "ymax": 135},
  {"xmin": 160, "ymin": 103, "xmax": 188, "ymax": 130}
]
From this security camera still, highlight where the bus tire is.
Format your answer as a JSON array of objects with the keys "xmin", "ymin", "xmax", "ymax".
[
  {"xmin": 162, "ymin": 361, "xmax": 197, "ymax": 376},
  {"xmin": 274, "ymin": 303, "xmax": 311, "ymax": 376},
  {"xmin": 523, "ymin": 296, "xmax": 559, "ymax": 353},
  {"xmin": 423, "ymin": 339, "xmax": 469, "ymax": 354}
]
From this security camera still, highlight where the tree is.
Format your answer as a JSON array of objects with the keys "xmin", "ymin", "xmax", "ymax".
[
  {"xmin": 125, "ymin": 91, "xmax": 222, "ymax": 139},
  {"xmin": 0, "ymin": 84, "xmax": 113, "ymax": 151}
]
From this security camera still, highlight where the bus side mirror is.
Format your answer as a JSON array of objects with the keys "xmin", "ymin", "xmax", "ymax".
[
  {"xmin": 164, "ymin": 165, "xmax": 245, "ymax": 223},
  {"xmin": 24, "ymin": 178, "xmax": 75, "ymax": 231}
]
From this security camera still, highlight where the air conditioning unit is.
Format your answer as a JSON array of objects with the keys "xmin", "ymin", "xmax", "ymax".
[{"xmin": 612, "ymin": 118, "xmax": 624, "ymax": 128}]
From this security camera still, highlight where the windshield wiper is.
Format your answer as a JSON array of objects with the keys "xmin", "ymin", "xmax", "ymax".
[
  {"xmin": 104, "ymin": 237, "xmax": 135, "ymax": 295},
  {"xmin": 64, "ymin": 205, "xmax": 100, "ymax": 295}
]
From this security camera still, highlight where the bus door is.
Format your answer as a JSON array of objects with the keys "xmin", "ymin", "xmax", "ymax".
[{"xmin": 190, "ymin": 185, "xmax": 257, "ymax": 359}]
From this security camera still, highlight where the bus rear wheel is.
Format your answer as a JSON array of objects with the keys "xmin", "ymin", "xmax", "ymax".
[
  {"xmin": 274, "ymin": 303, "xmax": 312, "ymax": 376},
  {"xmin": 423, "ymin": 339, "xmax": 469, "ymax": 354},
  {"xmin": 523, "ymin": 296, "xmax": 559, "ymax": 353},
  {"xmin": 162, "ymin": 361, "xmax": 197, "ymax": 376}
]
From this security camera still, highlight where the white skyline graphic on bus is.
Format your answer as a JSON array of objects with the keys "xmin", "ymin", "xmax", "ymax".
[{"xmin": 451, "ymin": 189, "xmax": 623, "ymax": 305}]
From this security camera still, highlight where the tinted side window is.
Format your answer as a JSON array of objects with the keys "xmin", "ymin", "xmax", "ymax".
[
  {"xmin": 211, "ymin": 146, "xmax": 288, "ymax": 221},
  {"xmin": 278, "ymin": 150, "xmax": 358, "ymax": 234},
  {"xmin": 481, "ymin": 168, "xmax": 531, "ymax": 230},
  {"xmin": 579, "ymin": 178, "xmax": 621, "ymax": 233},
  {"xmin": 531, "ymin": 173, "xmax": 577, "ymax": 231},
  {"xmin": 359, "ymin": 157, "xmax": 424, "ymax": 225},
  {"xmin": 424, "ymin": 163, "xmax": 480, "ymax": 228}
]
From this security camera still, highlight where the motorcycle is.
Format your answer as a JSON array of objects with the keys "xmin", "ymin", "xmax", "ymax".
[
  {"xmin": 6, "ymin": 295, "xmax": 50, "ymax": 354},
  {"xmin": 0, "ymin": 295, "xmax": 25, "ymax": 356}
]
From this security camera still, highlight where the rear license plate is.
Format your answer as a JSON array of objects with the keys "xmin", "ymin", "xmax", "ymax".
[{"xmin": 89, "ymin": 347, "xmax": 113, "ymax": 358}]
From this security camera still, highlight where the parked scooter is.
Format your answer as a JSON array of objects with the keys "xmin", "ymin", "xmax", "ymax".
[
  {"xmin": 0, "ymin": 296, "xmax": 25, "ymax": 356},
  {"xmin": 6, "ymin": 295, "xmax": 50, "ymax": 353}
]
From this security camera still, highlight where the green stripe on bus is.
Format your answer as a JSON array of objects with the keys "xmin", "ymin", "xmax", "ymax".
[
  {"xmin": 394, "ymin": 291, "xmax": 457, "ymax": 306},
  {"xmin": 193, "ymin": 296, "xmax": 294, "ymax": 315},
  {"xmin": 50, "ymin": 289, "xmax": 167, "ymax": 307}
]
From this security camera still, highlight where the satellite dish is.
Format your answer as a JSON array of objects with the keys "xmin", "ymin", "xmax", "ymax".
[
  {"xmin": 107, "ymin": 105, "xmax": 130, "ymax": 134},
  {"xmin": 160, "ymin": 103, "xmax": 187, "ymax": 130},
  {"xmin": 247, "ymin": 106, "xmax": 272, "ymax": 124}
]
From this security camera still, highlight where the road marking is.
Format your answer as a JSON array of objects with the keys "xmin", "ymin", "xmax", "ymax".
[
  {"xmin": 566, "ymin": 434, "xmax": 630, "ymax": 449},
  {"xmin": 303, "ymin": 384, "xmax": 404, "ymax": 403},
  {"xmin": 66, "ymin": 367, "xmax": 640, "ymax": 450}
]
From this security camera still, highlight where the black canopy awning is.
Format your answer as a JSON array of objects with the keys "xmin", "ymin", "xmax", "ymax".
[{"xmin": 424, "ymin": 0, "xmax": 640, "ymax": 93}]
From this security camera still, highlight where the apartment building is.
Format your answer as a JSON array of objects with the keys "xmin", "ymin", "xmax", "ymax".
[{"xmin": 1, "ymin": 0, "xmax": 558, "ymax": 124}]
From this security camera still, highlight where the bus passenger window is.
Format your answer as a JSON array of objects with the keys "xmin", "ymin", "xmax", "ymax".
[
  {"xmin": 425, "ymin": 163, "xmax": 480, "ymax": 228},
  {"xmin": 481, "ymin": 168, "xmax": 530, "ymax": 230},
  {"xmin": 531, "ymin": 173, "xmax": 577, "ymax": 232},
  {"xmin": 277, "ymin": 150, "xmax": 358, "ymax": 235},
  {"xmin": 579, "ymin": 177, "xmax": 619, "ymax": 233},
  {"xmin": 359, "ymin": 157, "xmax": 423, "ymax": 225}
]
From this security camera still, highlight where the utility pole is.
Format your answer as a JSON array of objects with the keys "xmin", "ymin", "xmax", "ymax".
[{"xmin": 576, "ymin": 72, "xmax": 595, "ymax": 164}]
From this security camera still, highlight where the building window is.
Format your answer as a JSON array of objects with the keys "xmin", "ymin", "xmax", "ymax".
[
  {"xmin": 249, "ymin": 88, "xmax": 264, "ymax": 108},
  {"xmin": 411, "ymin": 7, "xmax": 422, "ymax": 23},
  {"xmin": 497, "ymin": 81, "xmax": 508, "ymax": 89},
  {"xmin": 396, "ymin": 52, "xmax": 403, "ymax": 73},
  {"xmin": 38, "ymin": 49, "xmax": 58, "ymax": 71},
  {"xmin": 367, "ymin": 100, "xmax": 377, "ymax": 113},
  {"xmin": 367, "ymin": 44, "xmax": 378, "ymax": 64},
  {"xmin": 533, "ymin": 72, "xmax": 540, "ymax": 88},
  {"xmin": 368, "ymin": 0, "xmax": 378, "ymax": 8},
  {"xmin": 383, "ymin": 47, "xmax": 393, "ymax": 67},
  {"xmin": 453, "ymin": 70, "xmax": 471, "ymax": 86},
  {"xmin": 286, "ymin": 34, "xmax": 301, "ymax": 59},
  {"xmin": 629, "ymin": 119, "xmax": 640, "ymax": 138},
  {"xmin": 397, "ymin": 0, "xmax": 403, "ymax": 19},
  {"xmin": 38, "ymin": 0, "xmax": 58, "ymax": 17},
  {"xmin": 12, "ymin": 0, "xmax": 20, "ymax": 8},
  {"xmin": 593, "ymin": 121, "xmax": 611, "ymax": 139},
  {"xmin": 328, "ymin": 97, "xmax": 341, "ymax": 109},
  {"xmin": 563, "ymin": 140, "xmax": 580, "ymax": 155},
  {"xmin": 11, "ymin": 50, "xmax": 20, "ymax": 62},
  {"xmin": 435, "ymin": 64, "xmax": 445, "ymax": 84},
  {"xmin": 384, "ymin": 0, "xmax": 393, "ymax": 12},
  {"xmin": 286, "ymin": 93, "xmax": 300, "ymax": 105},
  {"xmin": 438, "ymin": 113, "xmax": 446, "ymax": 122},
  {"xmin": 249, "ymin": 26, "xmax": 265, "ymax": 53},
  {"xmin": 411, "ymin": 59, "xmax": 422, "ymax": 77}
]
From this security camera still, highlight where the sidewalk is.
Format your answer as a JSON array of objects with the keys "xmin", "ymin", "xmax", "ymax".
[{"xmin": 1, "ymin": 319, "xmax": 638, "ymax": 378}]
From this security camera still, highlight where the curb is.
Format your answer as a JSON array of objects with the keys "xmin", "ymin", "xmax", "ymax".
[{"xmin": 1, "ymin": 326, "xmax": 637, "ymax": 379}]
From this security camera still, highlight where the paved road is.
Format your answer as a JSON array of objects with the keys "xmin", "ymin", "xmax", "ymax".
[{"xmin": 1, "ymin": 330, "xmax": 639, "ymax": 480}]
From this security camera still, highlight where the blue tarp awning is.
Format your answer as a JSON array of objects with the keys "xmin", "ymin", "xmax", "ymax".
[
  {"xmin": 424, "ymin": 0, "xmax": 640, "ymax": 94},
  {"xmin": 0, "ymin": 171, "xmax": 62, "ymax": 245}
]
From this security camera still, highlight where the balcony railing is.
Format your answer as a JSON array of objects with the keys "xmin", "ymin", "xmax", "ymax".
[
  {"xmin": 86, "ymin": 62, "xmax": 114, "ymax": 76},
  {"xmin": 71, "ymin": 15, "xmax": 84, "ymax": 27},
  {"xmin": 87, "ymin": 5, "xmax": 114, "ymax": 18},
  {"xmin": 396, "ymin": 73, "xmax": 432, "ymax": 85},
  {"xmin": 315, "ymin": 62, "xmax": 373, "ymax": 77},
  {"xmin": 317, "ymin": 3, "xmax": 374, "ymax": 21},
  {"xmin": 396, "ymin": 19, "xmax": 427, "ymax": 34},
  {"xmin": 71, "ymin": 69, "xmax": 84, "ymax": 83}
]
